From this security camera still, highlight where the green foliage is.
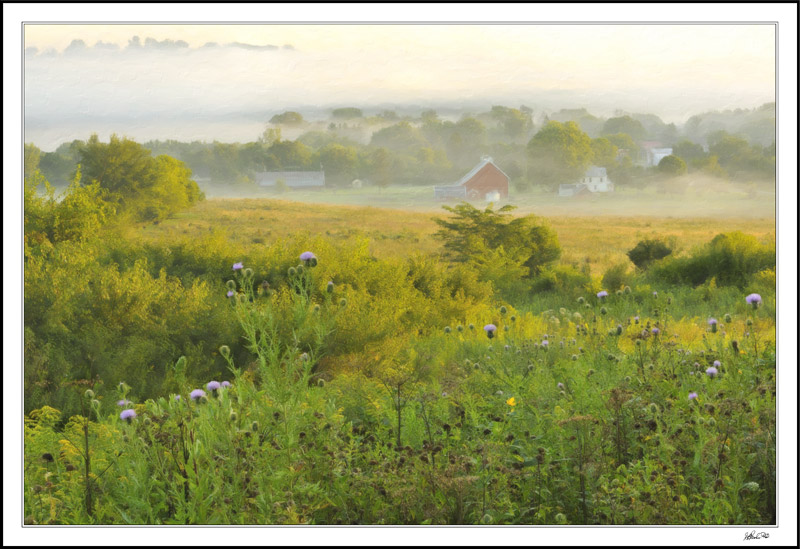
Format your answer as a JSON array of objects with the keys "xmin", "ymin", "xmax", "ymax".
[
  {"xmin": 627, "ymin": 239, "xmax": 674, "ymax": 270},
  {"xmin": 657, "ymin": 155, "xmax": 688, "ymax": 176},
  {"xmin": 602, "ymin": 116, "xmax": 646, "ymax": 141},
  {"xmin": 433, "ymin": 202, "xmax": 561, "ymax": 281},
  {"xmin": 649, "ymin": 231, "xmax": 775, "ymax": 288},
  {"xmin": 79, "ymin": 134, "xmax": 202, "ymax": 221},
  {"xmin": 601, "ymin": 262, "xmax": 632, "ymax": 291},
  {"xmin": 527, "ymin": 121, "xmax": 594, "ymax": 190},
  {"xmin": 332, "ymin": 107, "xmax": 363, "ymax": 119},
  {"xmin": 269, "ymin": 111, "xmax": 305, "ymax": 125},
  {"xmin": 318, "ymin": 144, "xmax": 359, "ymax": 186}
]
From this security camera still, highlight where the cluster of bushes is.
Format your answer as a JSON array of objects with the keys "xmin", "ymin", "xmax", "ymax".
[{"xmin": 24, "ymin": 269, "xmax": 776, "ymax": 524}]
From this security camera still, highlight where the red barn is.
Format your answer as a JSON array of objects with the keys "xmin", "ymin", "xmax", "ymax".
[{"xmin": 434, "ymin": 156, "xmax": 509, "ymax": 200}]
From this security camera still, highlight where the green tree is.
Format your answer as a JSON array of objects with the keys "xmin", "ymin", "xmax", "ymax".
[
  {"xmin": 590, "ymin": 137, "xmax": 619, "ymax": 168},
  {"xmin": 602, "ymin": 116, "xmax": 646, "ymax": 141},
  {"xmin": 370, "ymin": 121, "xmax": 429, "ymax": 155},
  {"xmin": 433, "ymin": 202, "xmax": 561, "ymax": 278},
  {"xmin": 24, "ymin": 143, "xmax": 42, "ymax": 180},
  {"xmin": 332, "ymin": 107, "xmax": 363, "ymax": 119},
  {"xmin": 267, "ymin": 139, "xmax": 313, "ymax": 169},
  {"xmin": 319, "ymin": 144, "xmax": 359, "ymax": 186},
  {"xmin": 673, "ymin": 140, "xmax": 707, "ymax": 165},
  {"xmin": 269, "ymin": 111, "xmax": 305, "ymax": 125},
  {"xmin": 527, "ymin": 121, "xmax": 594, "ymax": 189},
  {"xmin": 368, "ymin": 147, "xmax": 393, "ymax": 190},
  {"xmin": 657, "ymin": 155, "xmax": 688, "ymax": 176}
]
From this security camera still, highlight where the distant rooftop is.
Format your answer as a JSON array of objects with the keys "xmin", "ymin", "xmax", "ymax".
[{"xmin": 585, "ymin": 166, "xmax": 607, "ymax": 177}]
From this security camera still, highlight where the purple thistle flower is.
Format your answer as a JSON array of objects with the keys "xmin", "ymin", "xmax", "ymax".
[
  {"xmin": 597, "ymin": 290, "xmax": 608, "ymax": 299},
  {"xmin": 190, "ymin": 389, "xmax": 206, "ymax": 401},
  {"xmin": 557, "ymin": 382, "xmax": 565, "ymax": 390},
  {"xmin": 688, "ymin": 392, "xmax": 698, "ymax": 401},
  {"xmin": 483, "ymin": 324, "xmax": 497, "ymax": 339},
  {"xmin": 713, "ymin": 360, "xmax": 721, "ymax": 367},
  {"xmin": 221, "ymin": 381, "xmax": 231, "ymax": 388},
  {"xmin": 207, "ymin": 381, "xmax": 221, "ymax": 391},
  {"xmin": 634, "ymin": 316, "xmax": 640, "ymax": 324},
  {"xmin": 541, "ymin": 340, "xmax": 549, "ymax": 347},
  {"xmin": 117, "ymin": 399, "xmax": 132, "ymax": 407},
  {"xmin": 708, "ymin": 318, "xmax": 718, "ymax": 326},
  {"xmin": 706, "ymin": 367, "xmax": 718, "ymax": 378},
  {"xmin": 232, "ymin": 262, "xmax": 243, "ymax": 271},
  {"xmin": 651, "ymin": 327, "xmax": 660, "ymax": 336},
  {"xmin": 227, "ymin": 290, "xmax": 234, "ymax": 298},
  {"xmin": 174, "ymin": 395, "xmax": 181, "ymax": 401},
  {"xmin": 120, "ymin": 409, "xmax": 136, "ymax": 421},
  {"xmin": 300, "ymin": 251, "xmax": 316, "ymax": 261},
  {"xmin": 745, "ymin": 293, "xmax": 762, "ymax": 308}
]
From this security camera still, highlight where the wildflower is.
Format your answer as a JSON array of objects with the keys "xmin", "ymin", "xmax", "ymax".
[
  {"xmin": 227, "ymin": 290, "xmax": 234, "ymax": 298},
  {"xmin": 496, "ymin": 390, "xmax": 504, "ymax": 396},
  {"xmin": 327, "ymin": 281, "xmax": 334, "ymax": 293},
  {"xmin": 287, "ymin": 266, "xmax": 297, "ymax": 277},
  {"xmin": 745, "ymin": 293, "xmax": 762, "ymax": 309},
  {"xmin": 441, "ymin": 392, "xmax": 448, "ymax": 398},
  {"xmin": 300, "ymin": 251, "xmax": 316, "ymax": 262},
  {"xmin": 506, "ymin": 397, "xmax": 517, "ymax": 407},
  {"xmin": 504, "ymin": 344, "xmax": 510, "ymax": 351},
  {"xmin": 117, "ymin": 399, "xmax": 132, "ymax": 407},
  {"xmin": 190, "ymin": 389, "xmax": 206, "ymax": 401},
  {"xmin": 484, "ymin": 324, "xmax": 497, "ymax": 339},
  {"xmin": 207, "ymin": 381, "xmax": 221, "ymax": 392},
  {"xmin": 571, "ymin": 354, "xmax": 578, "ymax": 361},
  {"xmin": 600, "ymin": 306, "xmax": 608, "ymax": 315},
  {"xmin": 339, "ymin": 298, "xmax": 347, "ymax": 307},
  {"xmin": 597, "ymin": 290, "xmax": 608, "ymax": 299},
  {"xmin": 120, "ymin": 409, "xmax": 136, "ymax": 422},
  {"xmin": 577, "ymin": 296, "xmax": 585, "ymax": 304},
  {"xmin": 221, "ymin": 381, "xmax": 231, "ymax": 388},
  {"xmin": 653, "ymin": 291, "xmax": 658, "ymax": 298},
  {"xmin": 651, "ymin": 327, "xmax": 660, "ymax": 336},
  {"xmin": 557, "ymin": 382, "xmax": 565, "ymax": 391},
  {"xmin": 444, "ymin": 326, "xmax": 451, "ymax": 334},
  {"xmin": 634, "ymin": 316, "xmax": 640, "ymax": 324},
  {"xmin": 541, "ymin": 340, "xmax": 549, "ymax": 349},
  {"xmin": 706, "ymin": 367, "xmax": 718, "ymax": 378},
  {"xmin": 174, "ymin": 395, "xmax": 181, "ymax": 401},
  {"xmin": 724, "ymin": 313, "xmax": 732, "ymax": 323},
  {"xmin": 232, "ymin": 262, "xmax": 243, "ymax": 271},
  {"xmin": 300, "ymin": 353, "xmax": 310, "ymax": 362},
  {"xmin": 456, "ymin": 325, "xmax": 464, "ymax": 332},
  {"xmin": 616, "ymin": 324, "xmax": 623, "ymax": 336},
  {"xmin": 468, "ymin": 323, "xmax": 475, "ymax": 330},
  {"xmin": 499, "ymin": 306, "xmax": 507, "ymax": 315}
]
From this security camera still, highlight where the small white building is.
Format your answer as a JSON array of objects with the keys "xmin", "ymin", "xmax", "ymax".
[{"xmin": 559, "ymin": 166, "xmax": 614, "ymax": 196}]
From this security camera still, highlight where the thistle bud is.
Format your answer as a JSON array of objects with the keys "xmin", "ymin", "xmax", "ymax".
[
  {"xmin": 456, "ymin": 325, "xmax": 463, "ymax": 332},
  {"xmin": 577, "ymin": 296, "xmax": 585, "ymax": 304},
  {"xmin": 251, "ymin": 421, "xmax": 259, "ymax": 432},
  {"xmin": 616, "ymin": 324, "xmax": 623, "ymax": 336},
  {"xmin": 243, "ymin": 267, "xmax": 254, "ymax": 278},
  {"xmin": 143, "ymin": 417, "xmax": 152, "ymax": 426},
  {"xmin": 229, "ymin": 411, "xmax": 237, "ymax": 422},
  {"xmin": 326, "ymin": 281, "xmax": 334, "ymax": 293},
  {"xmin": 226, "ymin": 280, "xmax": 236, "ymax": 291},
  {"xmin": 510, "ymin": 315, "xmax": 516, "ymax": 322},
  {"xmin": 444, "ymin": 326, "xmax": 451, "ymax": 334},
  {"xmin": 468, "ymin": 323, "xmax": 475, "ymax": 330},
  {"xmin": 219, "ymin": 345, "xmax": 230, "ymax": 358},
  {"xmin": 84, "ymin": 389, "xmax": 95, "ymax": 399},
  {"xmin": 317, "ymin": 379, "xmax": 326, "ymax": 388},
  {"xmin": 339, "ymin": 298, "xmax": 347, "ymax": 307},
  {"xmin": 746, "ymin": 318, "xmax": 753, "ymax": 326},
  {"xmin": 724, "ymin": 313, "xmax": 732, "ymax": 323},
  {"xmin": 313, "ymin": 304, "xmax": 321, "ymax": 313},
  {"xmin": 296, "ymin": 264, "xmax": 305, "ymax": 274},
  {"xmin": 499, "ymin": 306, "xmax": 507, "ymax": 315},
  {"xmin": 288, "ymin": 266, "xmax": 297, "ymax": 277}
]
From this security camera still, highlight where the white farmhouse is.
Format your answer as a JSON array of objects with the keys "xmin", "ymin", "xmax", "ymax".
[{"xmin": 559, "ymin": 166, "xmax": 614, "ymax": 196}]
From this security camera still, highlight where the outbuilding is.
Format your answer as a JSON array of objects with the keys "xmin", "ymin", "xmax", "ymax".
[{"xmin": 434, "ymin": 156, "xmax": 509, "ymax": 201}]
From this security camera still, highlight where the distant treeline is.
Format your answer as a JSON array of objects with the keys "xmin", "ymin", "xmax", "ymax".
[{"xmin": 29, "ymin": 102, "xmax": 775, "ymax": 192}]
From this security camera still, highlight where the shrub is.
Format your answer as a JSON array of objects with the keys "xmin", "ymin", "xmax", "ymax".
[
  {"xmin": 601, "ymin": 262, "xmax": 632, "ymax": 291},
  {"xmin": 627, "ymin": 238, "xmax": 673, "ymax": 270}
]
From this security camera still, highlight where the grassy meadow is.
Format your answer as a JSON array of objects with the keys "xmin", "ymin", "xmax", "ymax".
[{"xmin": 24, "ymin": 192, "xmax": 777, "ymax": 526}]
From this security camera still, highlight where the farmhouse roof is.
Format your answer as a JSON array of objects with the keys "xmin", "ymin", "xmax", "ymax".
[
  {"xmin": 255, "ymin": 171, "xmax": 325, "ymax": 187},
  {"xmin": 584, "ymin": 166, "xmax": 607, "ymax": 178}
]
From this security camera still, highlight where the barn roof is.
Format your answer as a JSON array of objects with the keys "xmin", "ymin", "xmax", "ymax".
[
  {"xmin": 255, "ymin": 171, "xmax": 325, "ymax": 187},
  {"xmin": 450, "ymin": 157, "xmax": 510, "ymax": 187}
]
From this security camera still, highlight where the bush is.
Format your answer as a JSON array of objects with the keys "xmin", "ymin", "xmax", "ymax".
[
  {"xmin": 649, "ymin": 231, "xmax": 775, "ymax": 288},
  {"xmin": 627, "ymin": 238, "xmax": 673, "ymax": 270},
  {"xmin": 601, "ymin": 262, "xmax": 632, "ymax": 291}
]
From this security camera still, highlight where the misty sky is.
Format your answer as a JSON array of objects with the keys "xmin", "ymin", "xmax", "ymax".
[{"xmin": 24, "ymin": 24, "xmax": 775, "ymax": 150}]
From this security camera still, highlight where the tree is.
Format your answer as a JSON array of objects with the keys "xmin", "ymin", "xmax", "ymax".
[
  {"xmin": 627, "ymin": 238, "xmax": 673, "ymax": 270},
  {"xmin": 590, "ymin": 137, "xmax": 619, "ymax": 168},
  {"xmin": 368, "ymin": 147, "xmax": 393, "ymax": 190},
  {"xmin": 527, "ymin": 121, "xmax": 593, "ymax": 190},
  {"xmin": 78, "ymin": 134, "xmax": 202, "ymax": 221},
  {"xmin": 673, "ymin": 140, "xmax": 707, "ymax": 164},
  {"xmin": 433, "ymin": 202, "xmax": 561, "ymax": 278},
  {"xmin": 267, "ymin": 139, "xmax": 313, "ymax": 169},
  {"xmin": 332, "ymin": 107, "xmax": 363, "ymax": 119},
  {"xmin": 24, "ymin": 143, "xmax": 42, "ymax": 180},
  {"xmin": 370, "ymin": 121, "xmax": 429, "ymax": 156},
  {"xmin": 602, "ymin": 116, "xmax": 646, "ymax": 142},
  {"xmin": 269, "ymin": 111, "xmax": 304, "ymax": 125},
  {"xmin": 318, "ymin": 144, "xmax": 359, "ymax": 186},
  {"xmin": 657, "ymin": 155, "xmax": 688, "ymax": 176}
]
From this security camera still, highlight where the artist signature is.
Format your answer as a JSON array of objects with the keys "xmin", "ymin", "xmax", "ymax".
[{"xmin": 743, "ymin": 530, "xmax": 769, "ymax": 540}]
